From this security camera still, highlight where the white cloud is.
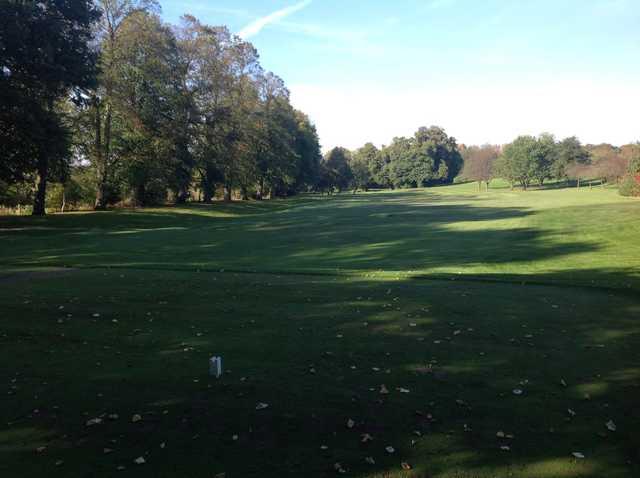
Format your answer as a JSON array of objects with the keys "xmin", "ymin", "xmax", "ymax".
[
  {"xmin": 237, "ymin": 0, "xmax": 312, "ymax": 39},
  {"xmin": 289, "ymin": 77, "xmax": 640, "ymax": 151}
]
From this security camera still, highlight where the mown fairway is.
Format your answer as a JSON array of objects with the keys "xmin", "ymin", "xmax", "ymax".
[{"xmin": 1, "ymin": 182, "xmax": 639, "ymax": 477}]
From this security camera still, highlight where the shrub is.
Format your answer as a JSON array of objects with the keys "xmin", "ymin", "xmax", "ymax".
[
  {"xmin": 619, "ymin": 174, "xmax": 640, "ymax": 197},
  {"xmin": 619, "ymin": 156, "xmax": 640, "ymax": 197}
]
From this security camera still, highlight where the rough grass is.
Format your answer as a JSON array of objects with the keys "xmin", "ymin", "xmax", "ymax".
[{"xmin": 0, "ymin": 182, "xmax": 638, "ymax": 477}]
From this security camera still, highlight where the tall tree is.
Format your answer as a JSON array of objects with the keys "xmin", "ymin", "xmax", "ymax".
[
  {"xmin": 291, "ymin": 111, "xmax": 322, "ymax": 192},
  {"xmin": 497, "ymin": 134, "xmax": 557, "ymax": 190},
  {"xmin": 91, "ymin": 0, "xmax": 158, "ymax": 209},
  {"xmin": 323, "ymin": 147, "xmax": 353, "ymax": 192},
  {"xmin": 552, "ymin": 136, "xmax": 589, "ymax": 180},
  {"xmin": 0, "ymin": 0, "xmax": 100, "ymax": 215},
  {"xmin": 461, "ymin": 144, "xmax": 499, "ymax": 190},
  {"xmin": 381, "ymin": 126, "xmax": 462, "ymax": 189}
]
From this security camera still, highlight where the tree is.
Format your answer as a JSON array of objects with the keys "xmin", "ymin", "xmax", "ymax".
[
  {"xmin": 291, "ymin": 111, "xmax": 322, "ymax": 193},
  {"xmin": 619, "ymin": 152, "xmax": 640, "ymax": 197},
  {"xmin": 533, "ymin": 133, "xmax": 557, "ymax": 185},
  {"xmin": 552, "ymin": 136, "xmax": 589, "ymax": 180},
  {"xmin": 413, "ymin": 126, "xmax": 463, "ymax": 184},
  {"xmin": 112, "ymin": 11, "xmax": 183, "ymax": 205},
  {"xmin": 350, "ymin": 144, "xmax": 375, "ymax": 192},
  {"xmin": 461, "ymin": 145, "xmax": 499, "ymax": 190},
  {"xmin": 323, "ymin": 147, "xmax": 353, "ymax": 192},
  {"xmin": 586, "ymin": 143, "xmax": 623, "ymax": 186},
  {"xmin": 566, "ymin": 162, "xmax": 592, "ymax": 188},
  {"xmin": 380, "ymin": 126, "xmax": 462, "ymax": 189},
  {"xmin": 496, "ymin": 134, "xmax": 557, "ymax": 190},
  {"xmin": 91, "ymin": 0, "xmax": 159, "ymax": 209},
  {"xmin": 0, "ymin": 0, "xmax": 100, "ymax": 215}
]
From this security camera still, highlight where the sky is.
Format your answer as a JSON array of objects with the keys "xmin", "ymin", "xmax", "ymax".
[{"xmin": 161, "ymin": 0, "xmax": 640, "ymax": 151}]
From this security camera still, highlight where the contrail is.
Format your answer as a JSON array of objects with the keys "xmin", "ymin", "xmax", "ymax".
[{"xmin": 237, "ymin": 0, "xmax": 312, "ymax": 39}]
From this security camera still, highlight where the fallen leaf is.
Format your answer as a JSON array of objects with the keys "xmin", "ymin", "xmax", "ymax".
[
  {"xmin": 131, "ymin": 414, "xmax": 142, "ymax": 423},
  {"xmin": 365, "ymin": 456, "xmax": 375, "ymax": 465},
  {"xmin": 512, "ymin": 389, "xmax": 523, "ymax": 395},
  {"xmin": 605, "ymin": 420, "xmax": 617, "ymax": 432},
  {"xmin": 572, "ymin": 452, "xmax": 585, "ymax": 459},
  {"xmin": 134, "ymin": 456, "xmax": 146, "ymax": 465},
  {"xmin": 379, "ymin": 384, "xmax": 389, "ymax": 395},
  {"xmin": 86, "ymin": 417, "xmax": 102, "ymax": 427},
  {"xmin": 385, "ymin": 446, "xmax": 395, "ymax": 454},
  {"xmin": 361, "ymin": 433, "xmax": 373, "ymax": 443},
  {"xmin": 346, "ymin": 418, "xmax": 355, "ymax": 429},
  {"xmin": 401, "ymin": 462, "xmax": 412, "ymax": 470},
  {"xmin": 334, "ymin": 462, "xmax": 346, "ymax": 474},
  {"xmin": 255, "ymin": 402, "xmax": 269, "ymax": 410}
]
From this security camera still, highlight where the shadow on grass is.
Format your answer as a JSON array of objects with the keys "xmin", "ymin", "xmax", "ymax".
[
  {"xmin": 0, "ymin": 192, "xmax": 602, "ymax": 282},
  {"xmin": 0, "ymin": 189, "xmax": 638, "ymax": 476},
  {"xmin": 0, "ymin": 268, "xmax": 639, "ymax": 478}
]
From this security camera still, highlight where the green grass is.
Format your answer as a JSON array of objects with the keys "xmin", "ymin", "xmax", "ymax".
[{"xmin": 0, "ymin": 182, "xmax": 639, "ymax": 477}]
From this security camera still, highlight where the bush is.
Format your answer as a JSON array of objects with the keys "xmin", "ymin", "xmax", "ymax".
[
  {"xmin": 619, "ymin": 155, "xmax": 640, "ymax": 197},
  {"xmin": 619, "ymin": 174, "xmax": 640, "ymax": 197},
  {"xmin": 0, "ymin": 180, "xmax": 33, "ymax": 212}
]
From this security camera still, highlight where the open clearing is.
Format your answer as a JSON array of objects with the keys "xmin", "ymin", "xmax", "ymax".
[{"xmin": 1, "ymin": 182, "xmax": 639, "ymax": 477}]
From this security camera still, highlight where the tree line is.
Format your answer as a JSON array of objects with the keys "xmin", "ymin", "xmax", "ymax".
[
  {"xmin": 1, "ymin": 0, "xmax": 323, "ymax": 214},
  {"xmin": 318, "ymin": 126, "xmax": 463, "ymax": 193},
  {"xmin": 316, "ymin": 130, "xmax": 639, "ymax": 197},
  {"xmin": 459, "ymin": 135, "xmax": 640, "ymax": 196}
]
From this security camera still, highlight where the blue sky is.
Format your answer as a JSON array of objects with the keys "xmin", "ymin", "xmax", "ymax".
[{"xmin": 161, "ymin": 0, "xmax": 640, "ymax": 150}]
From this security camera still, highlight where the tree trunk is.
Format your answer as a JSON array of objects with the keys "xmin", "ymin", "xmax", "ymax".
[
  {"xmin": 223, "ymin": 184, "xmax": 232, "ymax": 202},
  {"xmin": 32, "ymin": 153, "xmax": 48, "ymax": 216},
  {"xmin": 257, "ymin": 177, "xmax": 265, "ymax": 200},
  {"xmin": 240, "ymin": 185, "xmax": 248, "ymax": 201},
  {"xmin": 94, "ymin": 100, "xmax": 106, "ymax": 209},
  {"xmin": 175, "ymin": 190, "xmax": 188, "ymax": 204},
  {"xmin": 61, "ymin": 187, "xmax": 66, "ymax": 213},
  {"xmin": 202, "ymin": 185, "xmax": 214, "ymax": 203}
]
